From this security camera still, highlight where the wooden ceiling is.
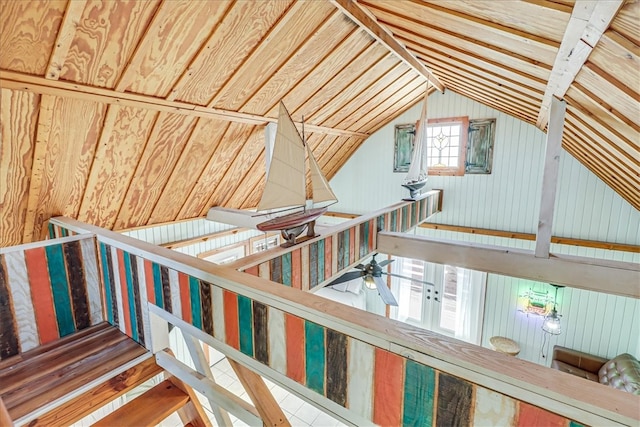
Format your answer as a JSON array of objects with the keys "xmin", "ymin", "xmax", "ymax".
[{"xmin": 0, "ymin": 0, "xmax": 638, "ymax": 247}]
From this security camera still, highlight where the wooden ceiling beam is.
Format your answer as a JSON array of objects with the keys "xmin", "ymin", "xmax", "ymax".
[
  {"xmin": 329, "ymin": 0, "xmax": 444, "ymax": 92},
  {"xmin": 0, "ymin": 70, "xmax": 368, "ymax": 138},
  {"xmin": 45, "ymin": 0, "xmax": 87, "ymax": 80},
  {"xmin": 536, "ymin": 0, "xmax": 624, "ymax": 129}
]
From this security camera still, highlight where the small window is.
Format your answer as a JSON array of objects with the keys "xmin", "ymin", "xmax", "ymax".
[{"xmin": 424, "ymin": 117, "xmax": 468, "ymax": 176}]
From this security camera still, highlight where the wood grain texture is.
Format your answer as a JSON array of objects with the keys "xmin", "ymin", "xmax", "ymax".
[
  {"xmin": 436, "ymin": 373, "xmax": 473, "ymax": 427},
  {"xmin": 135, "ymin": 256, "xmax": 151, "ymax": 348},
  {"xmin": 0, "ymin": 0, "xmax": 66, "ymax": 74},
  {"xmin": 168, "ymin": 268, "xmax": 182, "ymax": 320},
  {"xmin": 402, "ymin": 359, "xmax": 435, "ymax": 427},
  {"xmin": 0, "ymin": 256, "xmax": 19, "ymax": 359},
  {"xmin": 115, "ymin": 113, "xmax": 198, "ymax": 229},
  {"xmin": 171, "ymin": 0, "xmax": 293, "ymax": 105},
  {"xmin": 116, "ymin": 1, "xmax": 228, "ymax": 97},
  {"xmin": 373, "ymin": 348, "xmax": 404, "ymax": 427},
  {"xmin": 473, "ymin": 386, "xmax": 517, "ymax": 426},
  {"xmin": 149, "ymin": 118, "xmax": 229, "ymax": 223},
  {"xmin": 347, "ymin": 338, "xmax": 374, "ymax": 420},
  {"xmin": 212, "ymin": 285, "xmax": 225, "ymax": 342},
  {"xmin": 60, "ymin": 0, "xmax": 160, "ymax": 88},
  {"xmin": 223, "ymin": 290, "xmax": 239, "ymax": 350},
  {"xmin": 285, "ymin": 313, "xmax": 305, "ymax": 384},
  {"xmin": 268, "ymin": 307, "xmax": 286, "ymax": 375},
  {"xmin": 78, "ymin": 105, "xmax": 157, "ymax": 229},
  {"xmin": 325, "ymin": 329, "xmax": 347, "ymax": 406},
  {"xmin": 237, "ymin": 294, "xmax": 254, "ymax": 357},
  {"xmin": 79, "ymin": 237, "xmax": 102, "ymax": 326},
  {"xmin": 517, "ymin": 402, "xmax": 567, "ymax": 427},
  {"xmin": 199, "ymin": 280, "xmax": 214, "ymax": 336},
  {"xmin": 0, "ymin": 89, "xmax": 39, "ymax": 246},
  {"xmin": 63, "ymin": 240, "xmax": 90, "ymax": 331},
  {"xmin": 253, "ymin": 301, "xmax": 269, "ymax": 365},
  {"xmin": 3, "ymin": 251, "xmax": 38, "ymax": 353},
  {"xmin": 304, "ymin": 320, "xmax": 325, "ymax": 396}
]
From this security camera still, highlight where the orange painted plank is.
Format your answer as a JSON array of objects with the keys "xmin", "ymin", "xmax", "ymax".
[
  {"xmin": 223, "ymin": 290, "xmax": 239, "ymax": 349},
  {"xmin": 144, "ymin": 259, "xmax": 155, "ymax": 304},
  {"xmin": 324, "ymin": 236, "xmax": 332, "ymax": 279},
  {"xmin": 117, "ymin": 250, "xmax": 132, "ymax": 337},
  {"xmin": 349, "ymin": 228, "xmax": 355, "ymax": 264},
  {"xmin": 244, "ymin": 265, "xmax": 258, "ymax": 276},
  {"xmin": 286, "ymin": 314, "xmax": 305, "ymax": 384},
  {"xmin": 291, "ymin": 249, "xmax": 302, "ymax": 290},
  {"xmin": 178, "ymin": 272, "xmax": 191, "ymax": 323},
  {"xmin": 517, "ymin": 402, "xmax": 567, "ymax": 427},
  {"xmin": 373, "ymin": 348, "xmax": 404, "ymax": 426},
  {"xmin": 24, "ymin": 247, "xmax": 58, "ymax": 344}
]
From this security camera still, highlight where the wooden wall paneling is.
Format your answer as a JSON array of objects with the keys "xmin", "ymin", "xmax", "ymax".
[
  {"xmin": 371, "ymin": 10, "xmax": 552, "ymax": 81},
  {"xmin": 435, "ymin": 373, "xmax": 473, "ymax": 426},
  {"xmin": 473, "ymin": 386, "xmax": 517, "ymax": 426},
  {"xmin": 115, "ymin": 1, "xmax": 228, "ymax": 97},
  {"xmin": 177, "ymin": 122, "xmax": 255, "ymax": 219},
  {"xmin": 262, "ymin": 31, "xmax": 374, "ymax": 119},
  {"xmin": 420, "ymin": 1, "xmax": 570, "ymax": 42},
  {"xmin": 169, "ymin": 0, "xmax": 293, "ymax": 105},
  {"xmin": 307, "ymin": 56, "xmax": 402, "ymax": 125},
  {"xmin": 115, "ymin": 113, "xmax": 198, "ymax": 229},
  {"xmin": 23, "ymin": 96, "xmax": 105, "ymax": 243},
  {"xmin": 208, "ymin": 1, "xmax": 335, "ymax": 111},
  {"xmin": 386, "ymin": 0, "xmax": 560, "ymax": 62},
  {"xmin": 0, "ymin": 0, "xmax": 66, "ymax": 74},
  {"xmin": 292, "ymin": 44, "xmax": 389, "ymax": 121},
  {"xmin": 364, "ymin": 88, "xmax": 426, "ymax": 137},
  {"xmin": 148, "ymin": 118, "xmax": 229, "ymax": 223},
  {"xmin": 315, "ymin": 135, "xmax": 349, "ymax": 177},
  {"xmin": 239, "ymin": 10, "xmax": 357, "ymax": 115},
  {"xmin": 204, "ymin": 126, "xmax": 264, "ymax": 210},
  {"xmin": 60, "ymin": 0, "xmax": 161, "ymax": 88},
  {"xmin": 78, "ymin": 106, "xmax": 157, "ymax": 229},
  {"xmin": 325, "ymin": 137, "xmax": 369, "ymax": 180},
  {"xmin": 574, "ymin": 64, "xmax": 639, "ymax": 129},
  {"xmin": 0, "ymin": 89, "xmax": 40, "ymax": 247},
  {"xmin": 45, "ymin": 0, "xmax": 87, "ymax": 80},
  {"xmin": 610, "ymin": 0, "xmax": 639, "ymax": 45},
  {"xmin": 589, "ymin": 32, "xmax": 639, "ymax": 95},
  {"xmin": 229, "ymin": 151, "xmax": 266, "ymax": 209}
]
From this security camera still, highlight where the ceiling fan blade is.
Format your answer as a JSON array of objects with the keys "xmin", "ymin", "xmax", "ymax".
[
  {"xmin": 382, "ymin": 271, "xmax": 435, "ymax": 287},
  {"xmin": 377, "ymin": 259, "xmax": 395, "ymax": 268},
  {"xmin": 354, "ymin": 264, "xmax": 366, "ymax": 270},
  {"xmin": 373, "ymin": 276, "xmax": 398, "ymax": 306},
  {"xmin": 326, "ymin": 271, "xmax": 363, "ymax": 286}
]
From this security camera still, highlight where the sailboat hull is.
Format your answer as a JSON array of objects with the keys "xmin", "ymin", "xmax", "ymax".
[{"xmin": 256, "ymin": 207, "xmax": 328, "ymax": 232}]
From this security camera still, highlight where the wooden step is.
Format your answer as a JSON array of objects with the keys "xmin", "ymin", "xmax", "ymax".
[{"xmin": 92, "ymin": 380, "xmax": 190, "ymax": 427}]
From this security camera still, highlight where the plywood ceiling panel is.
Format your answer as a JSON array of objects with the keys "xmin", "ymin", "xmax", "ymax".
[{"xmin": 0, "ymin": 0, "xmax": 637, "ymax": 244}]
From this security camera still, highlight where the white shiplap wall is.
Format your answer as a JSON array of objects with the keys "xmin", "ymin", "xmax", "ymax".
[
  {"xmin": 122, "ymin": 219, "xmax": 236, "ymax": 246},
  {"xmin": 330, "ymin": 90, "xmax": 640, "ymax": 245}
]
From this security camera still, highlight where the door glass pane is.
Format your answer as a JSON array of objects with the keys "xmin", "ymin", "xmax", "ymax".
[{"xmin": 439, "ymin": 265, "xmax": 458, "ymax": 331}]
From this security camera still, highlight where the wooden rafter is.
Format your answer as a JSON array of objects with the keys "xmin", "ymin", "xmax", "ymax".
[
  {"xmin": 0, "ymin": 70, "xmax": 367, "ymax": 138},
  {"xmin": 536, "ymin": 0, "xmax": 624, "ymax": 129},
  {"xmin": 329, "ymin": 0, "xmax": 445, "ymax": 92},
  {"xmin": 45, "ymin": 0, "xmax": 87, "ymax": 80}
]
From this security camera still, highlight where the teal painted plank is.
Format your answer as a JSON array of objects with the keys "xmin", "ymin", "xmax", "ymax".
[
  {"xmin": 238, "ymin": 295, "xmax": 254, "ymax": 357},
  {"xmin": 391, "ymin": 210, "xmax": 397, "ymax": 231},
  {"xmin": 317, "ymin": 239, "xmax": 325, "ymax": 284},
  {"xmin": 190, "ymin": 276, "xmax": 202, "ymax": 329},
  {"xmin": 152, "ymin": 263, "xmax": 164, "ymax": 308},
  {"xmin": 402, "ymin": 359, "xmax": 435, "ymax": 427},
  {"xmin": 305, "ymin": 321, "xmax": 325, "ymax": 395},
  {"xmin": 282, "ymin": 252, "xmax": 292, "ymax": 286},
  {"xmin": 122, "ymin": 251, "xmax": 138, "ymax": 342},
  {"xmin": 99, "ymin": 243, "xmax": 114, "ymax": 324},
  {"xmin": 48, "ymin": 223, "xmax": 55, "ymax": 239},
  {"xmin": 569, "ymin": 422, "xmax": 586, "ymax": 427},
  {"xmin": 45, "ymin": 244, "xmax": 75, "ymax": 336}
]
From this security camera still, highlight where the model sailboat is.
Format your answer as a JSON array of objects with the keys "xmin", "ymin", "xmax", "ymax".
[
  {"xmin": 256, "ymin": 102, "xmax": 337, "ymax": 246},
  {"xmin": 401, "ymin": 82, "xmax": 430, "ymax": 200}
]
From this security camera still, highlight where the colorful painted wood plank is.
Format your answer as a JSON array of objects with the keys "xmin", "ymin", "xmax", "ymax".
[
  {"xmin": 160, "ymin": 265, "xmax": 173, "ymax": 313},
  {"xmin": 99, "ymin": 244, "xmax": 115, "ymax": 325},
  {"xmin": 325, "ymin": 329, "xmax": 347, "ymax": 406},
  {"xmin": 305, "ymin": 320, "xmax": 325, "ymax": 395},
  {"xmin": 291, "ymin": 249, "xmax": 302, "ymax": 290},
  {"xmin": 347, "ymin": 338, "xmax": 374, "ymax": 420},
  {"xmin": 0, "ymin": 258, "xmax": 19, "ymax": 359},
  {"xmin": 268, "ymin": 307, "xmax": 287, "ymax": 375},
  {"xmin": 122, "ymin": 251, "xmax": 138, "ymax": 341},
  {"xmin": 436, "ymin": 372, "xmax": 473, "ymax": 426},
  {"xmin": 136, "ymin": 256, "xmax": 152, "ymax": 350},
  {"xmin": 168, "ymin": 269, "xmax": 182, "ymax": 319},
  {"xmin": 473, "ymin": 386, "xmax": 517, "ymax": 426},
  {"xmin": 285, "ymin": 313, "xmax": 305, "ymax": 384},
  {"xmin": 45, "ymin": 244, "xmax": 75, "ymax": 337},
  {"xmin": 252, "ymin": 301, "xmax": 268, "ymax": 365},
  {"xmin": 348, "ymin": 228, "xmax": 355, "ymax": 265},
  {"xmin": 212, "ymin": 285, "xmax": 226, "ymax": 342},
  {"xmin": 80, "ymin": 237, "xmax": 103, "ymax": 325},
  {"xmin": 403, "ymin": 359, "xmax": 435, "ymax": 427},
  {"xmin": 116, "ymin": 249, "xmax": 132, "ymax": 338},
  {"xmin": 237, "ymin": 294, "xmax": 254, "ymax": 357},
  {"xmin": 63, "ymin": 240, "xmax": 90, "ymax": 330},
  {"xmin": 189, "ymin": 276, "xmax": 202, "ymax": 330},
  {"xmin": 4, "ymin": 251, "xmax": 38, "ymax": 353},
  {"xmin": 178, "ymin": 272, "xmax": 192, "ymax": 324},
  {"xmin": 258, "ymin": 261, "xmax": 270, "ymax": 280},
  {"xmin": 373, "ymin": 348, "xmax": 404, "ymax": 426},
  {"xmin": 337, "ymin": 230, "xmax": 346, "ymax": 271},
  {"xmin": 244, "ymin": 265, "xmax": 258, "ymax": 276},
  {"xmin": 25, "ymin": 247, "xmax": 59, "ymax": 344},
  {"xmin": 517, "ymin": 402, "xmax": 567, "ymax": 427},
  {"xmin": 127, "ymin": 252, "xmax": 144, "ymax": 344},
  {"xmin": 317, "ymin": 239, "xmax": 325, "ymax": 285},
  {"xmin": 270, "ymin": 256, "xmax": 282, "ymax": 284},
  {"xmin": 199, "ymin": 280, "xmax": 214, "ymax": 335},
  {"xmin": 301, "ymin": 245, "xmax": 310, "ymax": 291},
  {"xmin": 282, "ymin": 252, "xmax": 292, "ymax": 286},
  {"xmin": 151, "ymin": 262, "xmax": 163, "ymax": 308},
  {"xmin": 223, "ymin": 290, "xmax": 239, "ymax": 350},
  {"xmin": 324, "ymin": 236, "xmax": 332, "ymax": 280},
  {"xmin": 309, "ymin": 242, "xmax": 318, "ymax": 289}
]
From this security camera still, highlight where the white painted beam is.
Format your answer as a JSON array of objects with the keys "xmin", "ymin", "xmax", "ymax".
[
  {"xmin": 377, "ymin": 232, "xmax": 640, "ymax": 298},
  {"xmin": 535, "ymin": 97, "xmax": 566, "ymax": 258}
]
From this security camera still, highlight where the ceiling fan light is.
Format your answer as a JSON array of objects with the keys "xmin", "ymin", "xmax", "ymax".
[{"xmin": 363, "ymin": 275, "xmax": 377, "ymax": 290}]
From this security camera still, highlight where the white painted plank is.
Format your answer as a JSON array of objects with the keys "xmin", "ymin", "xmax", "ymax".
[
  {"xmin": 347, "ymin": 338, "xmax": 374, "ymax": 420},
  {"xmin": 4, "ymin": 251, "xmax": 39, "ymax": 351},
  {"xmin": 473, "ymin": 387, "xmax": 517, "ymax": 426},
  {"xmin": 212, "ymin": 285, "xmax": 226, "ymax": 342},
  {"xmin": 267, "ymin": 307, "xmax": 287, "ymax": 375},
  {"xmin": 80, "ymin": 237, "xmax": 104, "ymax": 325},
  {"xmin": 168, "ymin": 268, "xmax": 182, "ymax": 318}
]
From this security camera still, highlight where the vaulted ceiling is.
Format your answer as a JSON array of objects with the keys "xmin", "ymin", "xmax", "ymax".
[{"xmin": 0, "ymin": 0, "xmax": 638, "ymax": 247}]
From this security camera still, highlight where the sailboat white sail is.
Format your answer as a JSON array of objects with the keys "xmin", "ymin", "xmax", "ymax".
[
  {"xmin": 402, "ymin": 82, "xmax": 430, "ymax": 199},
  {"xmin": 256, "ymin": 102, "xmax": 337, "ymax": 244}
]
